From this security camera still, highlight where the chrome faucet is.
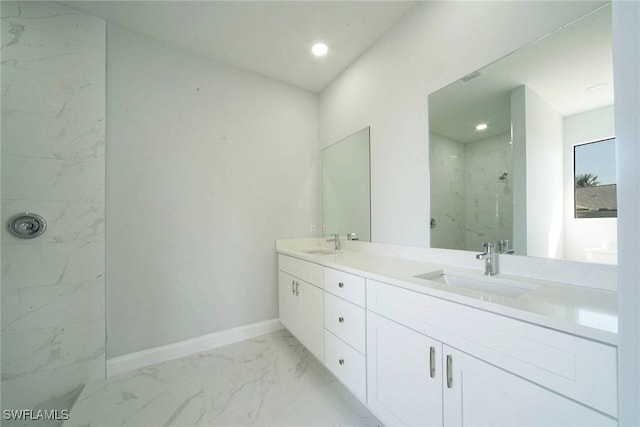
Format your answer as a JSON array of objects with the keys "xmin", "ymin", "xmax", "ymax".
[
  {"xmin": 326, "ymin": 234, "xmax": 341, "ymax": 251},
  {"xmin": 476, "ymin": 242, "xmax": 497, "ymax": 276}
]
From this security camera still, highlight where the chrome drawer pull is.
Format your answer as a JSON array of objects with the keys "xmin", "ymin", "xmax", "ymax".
[
  {"xmin": 446, "ymin": 355, "xmax": 453, "ymax": 389},
  {"xmin": 338, "ymin": 316, "xmax": 344, "ymax": 323},
  {"xmin": 295, "ymin": 281, "xmax": 299, "ymax": 296},
  {"xmin": 291, "ymin": 280, "xmax": 295, "ymax": 295},
  {"xmin": 338, "ymin": 282, "xmax": 344, "ymax": 288},
  {"xmin": 339, "ymin": 358, "xmax": 345, "ymax": 365}
]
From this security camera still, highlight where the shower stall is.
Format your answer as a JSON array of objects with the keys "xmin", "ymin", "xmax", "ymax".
[
  {"xmin": 1, "ymin": 1, "xmax": 106, "ymax": 421},
  {"xmin": 429, "ymin": 131, "xmax": 514, "ymax": 252}
]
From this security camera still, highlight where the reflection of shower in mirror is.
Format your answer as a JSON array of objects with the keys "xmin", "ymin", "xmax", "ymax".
[{"xmin": 499, "ymin": 171, "xmax": 512, "ymax": 195}]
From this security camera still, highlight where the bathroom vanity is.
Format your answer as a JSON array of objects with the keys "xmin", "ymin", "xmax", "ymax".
[{"xmin": 276, "ymin": 239, "xmax": 618, "ymax": 426}]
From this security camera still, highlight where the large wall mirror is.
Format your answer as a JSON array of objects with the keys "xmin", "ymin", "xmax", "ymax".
[
  {"xmin": 322, "ymin": 127, "xmax": 371, "ymax": 242},
  {"xmin": 429, "ymin": 4, "xmax": 615, "ymax": 264}
]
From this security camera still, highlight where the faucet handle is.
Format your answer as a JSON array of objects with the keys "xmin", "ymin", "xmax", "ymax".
[
  {"xmin": 483, "ymin": 242, "xmax": 494, "ymax": 252},
  {"xmin": 498, "ymin": 240, "xmax": 511, "ymax": 254}
]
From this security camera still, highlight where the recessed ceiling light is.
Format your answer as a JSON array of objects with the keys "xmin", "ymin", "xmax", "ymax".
[
  {"xmin": 311, "ymin": 42, "xmax": 328, "ymax": 57},
  {"xmin": 476, "ymin": 123, "xmax": 488, "ymax": 131}
]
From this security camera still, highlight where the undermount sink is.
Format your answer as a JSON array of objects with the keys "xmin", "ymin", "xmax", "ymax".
[
  {"xmin": 415, "ymin": 270, "xmax": 537, "ymax": 298},
  {"xmin": 300, "ymin": 248, "xmax": 340, "ymax": 255}
]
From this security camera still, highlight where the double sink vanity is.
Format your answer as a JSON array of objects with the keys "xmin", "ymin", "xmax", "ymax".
[
  {"xmin": 308, "ymin": 4, "xmax": 619, "ymax": 425},
  {"xmin": 276, "ymin": 238, "xmax": 618, "ymax": 426}
]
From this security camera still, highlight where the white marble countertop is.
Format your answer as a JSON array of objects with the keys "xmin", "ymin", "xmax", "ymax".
[{"xmin": 276, "ymin": 241, "xmax": 618, "ymax": 346}]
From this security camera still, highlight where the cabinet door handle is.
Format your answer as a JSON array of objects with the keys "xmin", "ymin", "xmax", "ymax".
[
  {"xmin": 291, "ymin": 280, "xmax": 295, "ymax": 295},
  {"xmin": 338, "ymin": 316, "xmax": 344, "ymax": 323},
  {"xmin": 295, "ymin": 281, "xmax": 299, "ymax": 296},
  {"xmin": 430, "ymin": 346, "xmax": 436, "ymax": 378},
  {"xmin": 338, "ymin": 282, "xmax": 344, "ymax": 288},
  {"xmin": 339, "ymin": 358, "xmax": 345, "ymax": 365},
  {"xmin": 446, "ymin": 354, "xmax": 453, "ymax": 389}
]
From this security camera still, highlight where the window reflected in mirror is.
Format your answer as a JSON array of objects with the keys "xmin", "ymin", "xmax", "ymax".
[{"xmin": 574, "ymin": 138, "xmax": 617, "ymax": 218}]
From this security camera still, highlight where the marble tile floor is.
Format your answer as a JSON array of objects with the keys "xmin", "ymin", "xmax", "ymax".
[{"xmin": 63, "ymin": 329, "xmax": 380, "ymax": 427}]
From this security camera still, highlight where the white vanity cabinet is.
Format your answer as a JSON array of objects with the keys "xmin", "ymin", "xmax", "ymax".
[
  {"xmin": 322, "ymin": 267, "xmax": 367, "ymax": 403},
  {"xmin": 366, "ymin": 279, "xmax": 618, "ymax": 426},
  {"xmin": 276, "ymin": 247, "xmax": 618, "ymax": 427},
  {"xmin": 367, "ymin": 311, "xmax": 443, "ymax": 426},
  {"xmin": 368, "ymin": 311, "xmax": 616, "ymax": 427},
  {"xmin": 278, "ymin": 255, "xmax": 324, "ymax": 362},
  {"xmin": 442, "ymin": 345, "xmax": 615, "ymax": 427}
]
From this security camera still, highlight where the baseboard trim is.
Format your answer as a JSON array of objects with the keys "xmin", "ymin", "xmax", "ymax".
[{"xmin": 106, "ymin": 319, "xmax": 283, "ymax": 378}]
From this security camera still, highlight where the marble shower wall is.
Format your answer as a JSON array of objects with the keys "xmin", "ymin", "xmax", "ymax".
[
  {"xmin": 1, "ymin": 0, "xmax": 106, "ymax": 416},
  {"xmin": 430, "ymin": 132, "xmax": 513, "ymax": 252},
  {"xmin": 430, "ymin": 133, "xmax": 466, "ymax": 250},
  {"xmin": 464, "ymin": 133, "xmax": 513, "ymax": 251}
]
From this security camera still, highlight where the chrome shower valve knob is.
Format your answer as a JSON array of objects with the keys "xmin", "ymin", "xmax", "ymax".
[{"xmin": 7, "ymin": 212, "xmax": 47, "ymax": 239}]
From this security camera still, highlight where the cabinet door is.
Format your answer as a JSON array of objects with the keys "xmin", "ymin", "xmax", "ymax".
[
  {"xmin": 298, "ymin": 281, "xmax": 324, "ymax": 362},
  {"xmin": 278, "ymin": 271, "xmax": 299, "ymax": 337},
  {"xmin": 442, "ymin": 346, "xmax": 616, "ymax": 427},
  {"xmin": 367, "ymin": 311, "xmax": 443, "ymax": 426}
]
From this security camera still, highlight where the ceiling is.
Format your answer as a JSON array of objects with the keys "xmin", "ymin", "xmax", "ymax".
[
  {"xmin": 429, "ymin": 4, "xmax": 613, "ymax": 144},
  {"xmin": 62, "ymin": 1, "xmax": 418, "ymax": 93}
]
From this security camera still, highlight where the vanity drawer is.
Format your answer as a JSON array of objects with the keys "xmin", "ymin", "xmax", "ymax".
[
  {"xmin": 367, "ymin": 279, "xmax": 618, "ymax": 417},
  {"xmin": 324, "ymin": 330, "xmax": 367, "ymax": 403},
  {"xmin": 279, "ymin": 254, "xmax": 323, "ymax": 288},
  {"xmin": 324, "ymin": 292, "xmax": 366, "ymax": 354},
  {"xmin": 324, "ymin": 267, "xmax": 365, "ymax": 307}
]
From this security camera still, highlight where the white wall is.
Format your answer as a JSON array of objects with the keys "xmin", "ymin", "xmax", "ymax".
[
  {"xmin": 511, "ymin": 85, "xmax": 565, "ymax": 258},
  {"xmin": 1, "ymin": 1, "xmax": 105, "ymax": 412},
  {"xmin": 319, "ymin": 1, "xmax": 605, "ymax": 248},
  {"xmin": 563, "ymin": 105, "xmax": 616, "ymax": 262},
  {"xmin": 613, "ymin": 1, "xmax": 640, "ymax": 424},
  {"xmin": 107, "ymin": 25, "xmax": 319, "ymax": 358},
  {"xmin": 522, "ymin": 87, "xmax": 565, "ymax": 259}
]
